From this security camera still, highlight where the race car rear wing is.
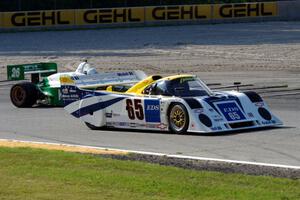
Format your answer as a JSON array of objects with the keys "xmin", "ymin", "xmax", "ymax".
[{"xmin": 7, "ymin": 63, "xmax": 57, "ymax": 83}]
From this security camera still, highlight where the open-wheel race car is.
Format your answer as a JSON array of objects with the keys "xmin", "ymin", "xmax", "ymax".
[
  {"xmin": 7, "ymin": 62, "xmax": 146, "ymax": 107},
  {"xmin": 61, "ymin": 73, "xmax": 282, "ymax": 134}
]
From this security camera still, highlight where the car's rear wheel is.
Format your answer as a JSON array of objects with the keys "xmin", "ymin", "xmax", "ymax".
[
  {"xmin": 10, "ymin": 82, "xmax": 38, "ymax": 108},
  {"xmin": 168, "ymin": 103, "xmax": 189, "ymax": 134}
]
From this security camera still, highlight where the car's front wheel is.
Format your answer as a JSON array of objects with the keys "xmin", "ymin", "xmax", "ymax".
[{"xmin": 168, "ymin": 103, "xmax": 189, "ymax": 134}]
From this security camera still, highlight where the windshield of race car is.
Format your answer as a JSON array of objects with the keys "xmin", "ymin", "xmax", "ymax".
[{"xmin": 143, "ymin": 76, "xmax": 212, "ymax": 97}]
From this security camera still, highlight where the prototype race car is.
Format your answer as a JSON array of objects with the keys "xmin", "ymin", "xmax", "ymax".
[
  {"xmin": 7, "ymin": 62, "xmax": 146, "ymax": 107},
  {"xmin": 61, "ymin": 74, "xmax": 282, "ymax": 134}
]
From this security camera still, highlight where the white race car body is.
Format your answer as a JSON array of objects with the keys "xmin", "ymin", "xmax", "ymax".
[{"xmin": 61, "ymin": 74, "xmax": 282, "ymax": 134}]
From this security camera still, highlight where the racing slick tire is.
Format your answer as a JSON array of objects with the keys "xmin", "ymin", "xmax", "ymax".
[
  {"xmin": 10, "ymin": 82, "xmax": 38, "ymax": 108},
  {"xmin": 168, "ymin": 103, "xmax": 189, "ymax": 134}
]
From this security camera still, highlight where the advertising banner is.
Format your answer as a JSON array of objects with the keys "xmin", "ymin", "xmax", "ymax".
[
  {"xmin": 145, "ymin": 5, "xmax": 211, "ymax": 21},
  {"xmin": 75, "ymin": 7, "xmax": 144, "ymax": 25},
  {"xmin": 2, "ymin": 10, "xmax": 75, "ymax": 28},
  {"xmin": 213, "ymin": 2, "xmax": 277, "ymax": 19},
  {"xmin": 0, "ymin": 2, "xmax": 278, "ymax": 29}
]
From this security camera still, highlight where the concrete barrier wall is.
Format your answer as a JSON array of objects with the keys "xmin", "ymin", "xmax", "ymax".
[{"xmin": 0, "ymin": 1, "xmax": 298, "ymax": 32}]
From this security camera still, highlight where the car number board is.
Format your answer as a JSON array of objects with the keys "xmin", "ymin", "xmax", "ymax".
[{"xmin": 216, "ymin": 102, "xmax": 246, "ymax": 121}]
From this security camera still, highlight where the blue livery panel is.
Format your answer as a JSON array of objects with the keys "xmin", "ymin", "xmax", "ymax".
[
  {"xmin": 216, "ymin": 102, "xmax": 246, "ymax": 121},
  {"xmin": 61, "ymin": 85, "xmax": 87, "ymax": 105},
  {"xmin": 144, "ymin": 99, "xmax": 161, "ymax": 123}
]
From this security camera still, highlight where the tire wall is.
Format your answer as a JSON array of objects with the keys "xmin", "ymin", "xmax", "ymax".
[{"xmin": 0, "ymin": 1, "xmax": 298, "ymax": 32}]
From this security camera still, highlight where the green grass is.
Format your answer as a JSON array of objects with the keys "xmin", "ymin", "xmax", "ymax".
[{"xmin": 0, "ymin": 147, "xmax": 299, "ymax": 200}]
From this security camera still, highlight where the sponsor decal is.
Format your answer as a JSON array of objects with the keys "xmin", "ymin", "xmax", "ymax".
[
  {"xmin": 108, "ymin": 121, "xmax": 146, "ymax": 128},
  {"xmin": 194, "ymin": 108, "xmax": 204, "ymax": 113},
  {"xmin": 133, "ymin": 123, "xmax": 145, "ymax": 127},
  {"xmin": 69, "ymin": 89, "xmax": 77, "ymax": 93},
  {"xmin": 216, "ymin": 102, "xmax": 246, "ymax": 121},
  {"xmin": 23, "ymin": 64, "xmax": 40, "ymax": 71},
  {"xmin": 129, "ymin": 123, "xmax": 136, "ymax": 127},
  {"xmin": 255, "ymin": 102, "xmax": 264, "ymax": 107},
  {"xmin": 106, "ymin": 122, "xmax": 113, "ymax": 126},
  {"xmin": 156, "ymin": 123, "xmax": 168, "ymax": 130},
  {"xmin": 144, "ymin": 99, "xmax": 161, "ymax": 123},
  {"xmin": 113, "ymin": 113, "xmax": 120, "ymax": 117},
  {"xmin": 211, "ymin": 126, "xmax": 222, "ymax": 131},
  {"xmin": 61, "ymin": 88, "xmax": 68, "ymax": 94},
  {"xmin": 247, "ymin": 112, "xmax": 254, "ymax": 118},
  {"xmin": 147, "ymin": 5, "xmax": 210, "ymax": 21},
  {"xmin": 213, "ymin": 115, "xmax": 223, "ymax": 122},
  {"xmin": 160, "ymin": 101, "xmax": 165, "ymax": 112},
  {"xmin": 60, "ymin": 86, "xmax": 80, "ymax": 102},
  {"xmin": 261, "ymin": 120, "xmax": 276, "ymax": 125},
  {"xmin": 213, "ymin": 114, "xmax": 223, "ymax": 122},
  {"xmin": 119, "ymin": 122, "xmax": 128, "ymax": 126},
  {"xmin": 180, "ymin": 77, "xmax": 195, "ymax": 83},
  {"xmin": 145, "ymin": 124, "xmax": 157, "ymax": 129},
  {"xmin": 213, "ymin": 115, "xmax": 223, "ymax": 119},
  {"xmin": 117, "ymin": 72, "xmax": 134, "ymax": 76},
  {"xmin": 105, "ymin": 113, "xmax": 112, "ymax": 118},
  {"xmin": 81, "ymin": 8, "xmax": 142, "ymax": 24},
  {"xmin": 105, "ymin": 110, "xmax": 120, "ymax": 118},
  {"xmin": 61, "ymin": 94, "xmax": 79, "ymax": 99},
  {"xmin": 214, "ymin": 2, "xmax": 276, "ymax": 19},
  {"xmin": 9, "ymin": 11, "xmax": 72, "ymax": 27}
]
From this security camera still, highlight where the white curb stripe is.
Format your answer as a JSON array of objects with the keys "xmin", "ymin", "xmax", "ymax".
[{"xmin": 1, "ymin": 139, "xmax": 299, "ymax": 170}]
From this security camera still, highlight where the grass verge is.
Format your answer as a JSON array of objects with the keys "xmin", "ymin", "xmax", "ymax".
[{"xmin": 0, "ymin": 147, "xmax": 299, "ymax": 200}]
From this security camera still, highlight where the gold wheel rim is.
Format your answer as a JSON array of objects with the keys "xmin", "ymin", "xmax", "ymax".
[{"xmin": 170, "ymin": 105, "xmax": 186, "ymax": 130}]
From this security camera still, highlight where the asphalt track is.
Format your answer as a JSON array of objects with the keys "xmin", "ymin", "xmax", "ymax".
[{"xmin": 0, "ymin": 86, "xmax": 299, "ymax": 167}]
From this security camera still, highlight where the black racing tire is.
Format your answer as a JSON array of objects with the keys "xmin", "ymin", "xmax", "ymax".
[
  {"xmin": 10, "ymin": 82, "xmax": 38, "ymax": 108},
  {"xmin": 168, "ymin": 103, "xmax": 189, "ymax": 134},
  {"xmin": 85, "ymin": 122, "xmax": 103, "ymax": 130}
]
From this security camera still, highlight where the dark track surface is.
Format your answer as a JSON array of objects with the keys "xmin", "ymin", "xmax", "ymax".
[{"xmin": 0, "ymin": 86, "xmax": 299, "ymax": 166}]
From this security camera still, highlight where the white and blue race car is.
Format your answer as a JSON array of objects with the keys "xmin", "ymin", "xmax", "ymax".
[{"xmin": 61, "ymin": 74, "xmax": 282, "ymax": 134}]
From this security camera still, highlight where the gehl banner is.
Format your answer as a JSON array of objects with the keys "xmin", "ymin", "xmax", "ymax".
[{"xmin": 0, "ymin": 2, "xmax": 277, "ymax": 28}]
